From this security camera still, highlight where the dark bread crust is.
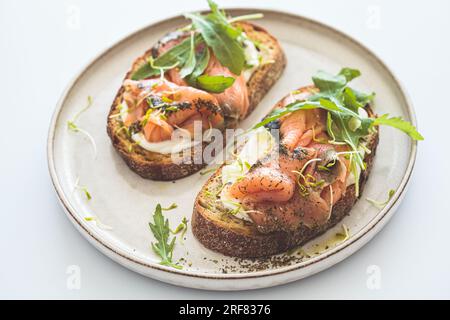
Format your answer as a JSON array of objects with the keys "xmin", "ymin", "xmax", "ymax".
[
  {"xmin": 107, "ymin": 22, "xmax": 286, "ymax": 181},
  {"xmin": 192, "ymin": 91, "xmax": 379, "ymax": 258}
]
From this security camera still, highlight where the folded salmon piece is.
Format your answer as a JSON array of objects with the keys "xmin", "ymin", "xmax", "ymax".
[
  {"xmin": 160, "ymin": 36, "xmax": 250, "ymax": 119},
  {"xmin": 226, "ymin": 87, "xmax": 352, "ymax": 232},
  {"xmin": 122, "ymin": 79, "xmax": 223, "ymax": 142}
]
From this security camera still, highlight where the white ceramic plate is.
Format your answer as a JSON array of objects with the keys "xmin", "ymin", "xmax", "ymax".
[{"xmin": 47, "ymin": 9, "xmax": 417, "ymax": 290}]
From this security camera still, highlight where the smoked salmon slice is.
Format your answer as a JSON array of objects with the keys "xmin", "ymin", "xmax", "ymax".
[
  {"xmin": 226, "ymin": 87, "xmax": 353, "ymax": 231},
  {"xmin": 122, "ymin": 79, "xmax": 224, "ymax": 143},
  {"xmin": 159, "ymin": 36, "xmax": 250, "ymax": 119},
  {"xmin": 204, "ymin": 55, "xmax": 250, "ymax": 118}
]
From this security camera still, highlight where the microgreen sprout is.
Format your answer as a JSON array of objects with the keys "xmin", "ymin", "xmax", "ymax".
[
  {"xmin": 73, "ymin": 177, "xmax": 92, "ymax": 201},
  {"xmin": 84, "ymin": 216, "xmax": 113, "ymax": 230},
  {"xmin": 178, "ymin": 12, "xmax": 264, "ymax": 32},
  {"xmin": 366, "ymin": 189, "xmax": 396, "ymax": 209},
  {"xmin": 147, "ymin": 56, "xmax": 180, "ymax": 82},
  {"xmin": 67, "ymin": 96, "xmax": 97, "ymax": 158},
  {"xmin": 162, "ymin": 203, "xmax": 178, "ymax": 211},
  {"xmin": 327, "ymin": 184, "xmax": 333, "ymax": 219},
  {"xmin": 335, "ymin": 224, "xmax": 350, "ymax": 242},
  {"xmin": 171, "ymin": 217, "xmax": 188, "ymax": 244},
  {"xmin": 171, "ymin": 217, "xmax": 188, "ymax": 234}
]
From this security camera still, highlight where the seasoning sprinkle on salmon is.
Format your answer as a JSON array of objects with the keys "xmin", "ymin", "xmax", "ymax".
[{"xmin": 225, "ymin": 87, "xmax": 354, "ymax": 232}]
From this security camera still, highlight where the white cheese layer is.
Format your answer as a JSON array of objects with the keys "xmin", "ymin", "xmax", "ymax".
[
  {"xmin": 131, "ymin": 132, "xmax": 201, "ymax": 154},
  {"xmin": 242, "ymin": 37, "xmax": 260, "ymax": 81},
  {"xmin": 219, "ymin": 127, "xmax": 275, "ymax": 218},
  {"xmin": 221, "ymin": 127, "xmax": 274, "ymax": 185}
]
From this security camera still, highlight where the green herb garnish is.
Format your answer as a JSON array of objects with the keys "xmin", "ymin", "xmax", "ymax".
[
  {"xmin": 372, "ymin": 114, "xmax": 424, "ymax": 141},
  {"xmin": 171, "ymin": 217, "xmax": 189, "ymax": 244},
  {"xmin": 253, "ymin": 68, "xmax": 423, "ymax": 196},
  {"xmin": 179, "ymin": 32, "xmax": 197, "ymax": 78},
  {"xmin": 82, "ymin": 188, "xmax": 91, "ymax": 200},
  {"xmin": 67, "ymin": 96, "xmax": 97, "ymax": 158},
  {"xmin": 162, "ymin": 203, "xmax": 178, "ymax": 211},
  {"xmin": 74, "ymin": 177, "xmax": 92, "ymax": 200},
  {"xmin": 367, "ymin": 189, "xmax": 396, "ymax": 208},
  {"xmin": 131, "ymin": 1, "xmax": 262, "ymax": 93},
  {"xmin": 115, "ymin": 125, "xmax": 131, "ymax": 138},
  {"xmin": 149, "ymin": 204, "xmax": 182, "ymax": 269},
  {"xmin": 335, "ymin": 224, "xmax": 350, "ymax": 241},
  {"xmin": 184, "ymin": 11, "xmax": 245, "ymax": 75},
  {"xmin": 196, "ymin": 74, "xmax": 235, "ymax": 93},
  {"xmin": 140, "ymin": 108, "xmax": 154, "ymax": 127},
  {"xmin": 131, "ymin": 34, "xmax": 202, "ymax": 80},
  {"xmin": 84, "ymin": 216, "xmax": 112, "ymax": 230},
  {"xmin": 171, "ymin": 217, "xmax": 188, "ymax": 234},
  {"xmin": 185, "ymin": 46, "xmax": 211, "ymax": 86},
  {"xmin": 71, "ymin": 95, "xmax": 93, "ymax": 123}
]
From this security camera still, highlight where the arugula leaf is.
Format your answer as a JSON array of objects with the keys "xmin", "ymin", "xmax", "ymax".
[
  {"xmin": 149, "ymin": 204, "xmax": 182, "ymax": 269},
  {"xmin": 324, "ymin": 101, "xmax": 368, "ymax": 196},
  {"xmin": 131, "ymin": 34, "xmax": 202, "ymax": 80},
  {"xmin": 179, "ymin": 33, "xmax": 197, "ymax": 78},
  {"xmin": 253, "ymin": 100, "xmax": 339, "ymax": 129},
  {"xmin": 342, "ymin": 87, "xmax": 363, "ymax": 112},
  {"xmin": 196, "ymin": 74, "xmax": 235, "ymax": 93},
  {"xmin": 132, "ymin": 1, "xmax": 255, "ymax": 84},
  {"xmin": 312, "ymin": 68, "xmax": 361, "ymax": 93},
  {"xmin": 371, "ymin": 114, "xmax": 424, "ymax": 140},
  {"xmin": 339, "ymin": 67, "xmax": 361, "ymax": 82},
  {"xmin": 327, "ymin": 96, "xmax": 372, "ymax": 138},
  {"xmin": 312, "ymin": 70, "xmax": 347, "ymax": 93},
  {"xmin": 352, "ymin": 88, "xmax": 375, "ymax": 105},
  {"xmin": 186, "ymin": 47, "xmax": 210, "ymax": 86},
  {"xmin": 185, "ymin": 12, "xmax": 245, "ymax": 75},
  {"xmin": 179, "ymin": 0, "xmax": 263, "ymax": 32},
  {"xmin": 252, "ymin": 67, "xmax": 423, "ymax": 195},
  {"xmin": 132, "ymin": 2, "xmax": 259, "ymax": 83},
  {"xmin": 207, "ymin": 0, "xmax": 228, "ymax": 24}
]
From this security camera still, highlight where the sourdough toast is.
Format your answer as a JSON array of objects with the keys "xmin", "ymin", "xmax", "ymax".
[
  {"xmin": 107, "ymin": 22, "xmax": 286, "ymax": 181},
  {"xmin": 192, "ymin": 87, "xmax": 379, "ymax": 258}
]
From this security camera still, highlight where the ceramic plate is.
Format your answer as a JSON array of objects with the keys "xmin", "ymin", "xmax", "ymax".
[{"xmin": 47, "ymin": 9, "xmax": 417, "ymax": 290}]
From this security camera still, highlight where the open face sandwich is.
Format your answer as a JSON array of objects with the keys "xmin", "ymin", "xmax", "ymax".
[{"xmin": 107, "ymin": 1, "xmax": 285, "ymax": 180}]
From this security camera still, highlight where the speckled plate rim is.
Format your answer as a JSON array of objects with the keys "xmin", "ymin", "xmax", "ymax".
[{"xmin": 47, "ymin": 8, "xmax": 418, "ymax": 288}]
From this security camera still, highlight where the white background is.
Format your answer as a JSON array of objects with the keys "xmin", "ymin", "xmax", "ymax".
[{"xmin": 1, "ymin": 0, "xmax": 449, "ymax": 299}]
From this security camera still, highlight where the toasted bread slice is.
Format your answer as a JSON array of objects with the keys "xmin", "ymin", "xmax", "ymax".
[
  {"xmin": 192, "ymin": 87, "xmax": 379, "ymax": 258},
  {"xmin": 107, "ymin": 22, "xmax": 286, "ymax": 181}
]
